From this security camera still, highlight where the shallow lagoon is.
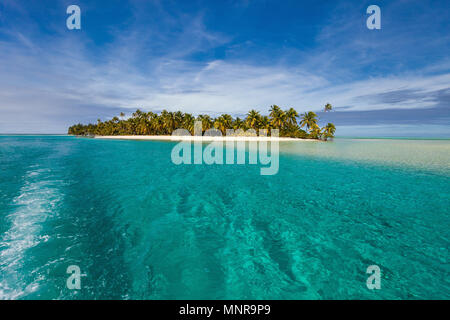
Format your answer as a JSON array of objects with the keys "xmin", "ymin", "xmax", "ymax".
[{"xmin": 0, "ymin": 136, "xmax": 448, "ymax": 299}]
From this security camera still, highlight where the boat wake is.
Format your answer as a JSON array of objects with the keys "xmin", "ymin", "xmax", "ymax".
[{"xmin": 0, "ymin": 166, "xmax": 62, "ymax": 299}]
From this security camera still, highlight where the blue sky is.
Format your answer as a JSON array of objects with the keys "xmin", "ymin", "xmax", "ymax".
[{"xmin": 0, "ymin": 0, "xmax": 449, "ymax": 136}]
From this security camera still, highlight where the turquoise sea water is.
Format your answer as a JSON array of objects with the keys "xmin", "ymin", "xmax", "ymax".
[{"xmin": 0, "ymin": 136, "xmax": 449, "ymax": 299}]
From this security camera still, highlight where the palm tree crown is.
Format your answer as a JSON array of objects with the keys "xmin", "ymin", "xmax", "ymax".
[
  {"xmin": 299, "ymin": 111, "xmax": 318, "ymax": 131},
  {"xmin": 246, "ymin": 110, "xmax": 261, "ymax": 129},
  {"xmin": 285, "ymin": 108, "xmax": 299, "ymax": 126}
]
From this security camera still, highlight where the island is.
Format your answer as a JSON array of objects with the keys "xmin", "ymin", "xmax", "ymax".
[{"xmin": 68, "ymin": 105, "xmax": 336, "ymax": 141}]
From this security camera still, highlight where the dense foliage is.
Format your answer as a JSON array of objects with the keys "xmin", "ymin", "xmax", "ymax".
[{"xmin": 68, "ymin": 105, "xmax": 336, "ymax": 140}]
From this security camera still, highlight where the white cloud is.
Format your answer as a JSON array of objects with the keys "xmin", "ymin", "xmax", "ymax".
[{"xmin": 0, "ymin": 1, "xmax": 448, "ymax": 134}]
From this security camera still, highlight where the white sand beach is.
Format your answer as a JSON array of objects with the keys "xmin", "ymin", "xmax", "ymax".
[{"xmin": 93, "ymin": 135, "xmax": 318, "ymax": 142}]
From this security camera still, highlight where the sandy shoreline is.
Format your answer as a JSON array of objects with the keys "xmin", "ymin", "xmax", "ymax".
[{"xmin": 93, "ymin": 135, "xmax": 318, "ymax": 142}]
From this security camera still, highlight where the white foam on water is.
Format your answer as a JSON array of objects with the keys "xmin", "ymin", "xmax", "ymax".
[{"xmin": 0, "ymin": 167, "xmax": 61, "ymax": 300}]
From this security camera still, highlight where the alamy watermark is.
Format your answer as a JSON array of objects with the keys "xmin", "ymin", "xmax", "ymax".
[
  {"xmin": 366, "ymin": 265, "xmax": 381, "ymax": 290},
  {"xmin": 366, "ymin": 5, "xmax": 381, "ymax": 30},
  {"xmin": 66, "ymin": 265, "xmax": 86, "ymax": 290},
  {"xmin": 170, "ymin": 121, "xmax": 279, "ymax": 175},
  {"xmin": 66, "ymin": 5, "xmax": 81, "ymax": 30},
  {"xmin": 64, "ymin": 5, "xmax": 380, "ymax": 31}
]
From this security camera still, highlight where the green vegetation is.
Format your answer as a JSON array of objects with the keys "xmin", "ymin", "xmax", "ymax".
[{"xmin": 68, "ymin": 105, "xmax": 336, "ymax": 140}]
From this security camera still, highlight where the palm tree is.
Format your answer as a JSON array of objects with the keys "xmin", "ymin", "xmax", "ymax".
[
  {"xmin": 214, "ymin": 114, "xmax": 233, "ymax": 135},
  {"xmin": 245, "ymin": 110, "xmax": 261, "ymax": 130},
  {"xmin": 214, "ymin": 117, "xmax": 226, "ymax": 135},
  {"xmin": 299, "ymin": 111, "xmax": 318, "ymax": 132},
  {"xmin": 153, "ymin": 115, "xmax": 164, "ymax": 134},
  {"xmin": 233, "ymin": 117, "xmax": 245, "ymax": 130},
  {"xmin": 159, "ymin": 110, "xmax": 171, "ymax": 134},
  {"xmin": 269, "ymin": 105, "xmax": 286, "ymax": 129},
  {"xmin": 222, "ymin": 114, "xmax": 233, "ymax": 133},
  {"xmin": 136, "ymin": 116, "xmax": 148, "ymax": 135},
  {"xmin": 309, "ymin": 123, "xmax": 322, "ymax": 139},
  {"xmin": 285, "ymin": 108, "xmax": 299, "ymax": 126},
  {"xmin": 174, "ymin": 111, "xmax": 184, "ymax": 129},
  {"xmin": 269, "ymin": 105, "xmax": 281, "ymax": 117},
  {"xmin": 167, "ymin": 111, "xmax": 177, "ymax": 133},
  {"xmin": 324, "ymin": 103, "xmax": 332, "ymax": 112},
  {"xmin": 132, "ymin": 109, "xmax": 145, "ymax": 119},
  {"xmin": 259, "ymin": 116, "xmax": 271, "ymax": 136},
  {"xmin": 143, "ymin": 112, "xmax": 156, "ymax": 134},
  {"xmin": 183, "ymin": 113, "xmax": 195, "ymax": 134},
  {"xmin": 197, "ymin": 115, "xmax": 213, "ymax": 132},
  {"xmin": 322, "ymin": 123, "xmax": 336, "ymax": 141}
]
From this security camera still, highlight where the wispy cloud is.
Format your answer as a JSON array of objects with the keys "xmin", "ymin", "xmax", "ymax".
[{"xmin": 0, "ymin": 0, "xmax": 448, "ymax": 135}]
